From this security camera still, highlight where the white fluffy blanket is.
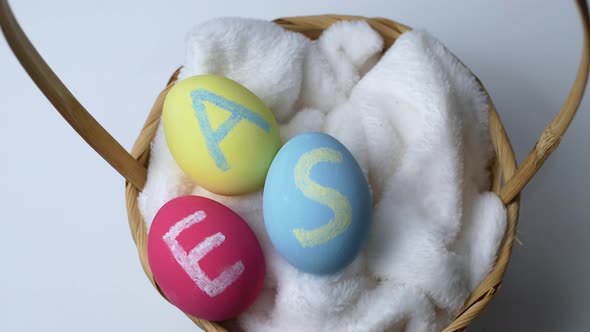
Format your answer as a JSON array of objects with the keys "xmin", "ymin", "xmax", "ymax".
[{"xmin": 138, "ymin": 18, "xmax": 507, "ymax": 332}]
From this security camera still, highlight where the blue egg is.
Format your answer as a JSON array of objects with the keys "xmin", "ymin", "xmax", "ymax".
[{"xmin": 263, "ymin": 132, "xmax": 372, "ymax": 275}]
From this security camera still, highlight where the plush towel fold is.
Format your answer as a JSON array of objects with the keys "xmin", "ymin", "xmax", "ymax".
[{"xmin": 138, "ymin": 17, "xmax": 506, "ymax": 332}]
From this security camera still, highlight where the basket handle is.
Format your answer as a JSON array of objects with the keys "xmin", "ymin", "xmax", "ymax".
[
  {"xmin": 499, "ymin": 0, "xmax": 590, "ymax": 204},
  {"xmin": 0, "ymin": 0, "xmax": 147, "ymax": 190},
  {"xmin": 0, "ymin": 0, "xmax": 588, "ymax": 197}
]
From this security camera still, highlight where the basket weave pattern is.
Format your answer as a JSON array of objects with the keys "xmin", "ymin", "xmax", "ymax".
[{"xmin": 1, "ymin": 1, "xmax": 588, "ymax": 331}]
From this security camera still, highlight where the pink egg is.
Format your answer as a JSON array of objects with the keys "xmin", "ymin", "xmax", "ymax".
[{"xmin": 147, "ymin": 196, "xmax": 265, "ymax": 321}]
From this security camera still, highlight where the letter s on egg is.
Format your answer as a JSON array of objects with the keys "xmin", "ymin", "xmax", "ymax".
[{"xmin": 292, "ymin": 147, "xmax": 352, "ymax": 247}]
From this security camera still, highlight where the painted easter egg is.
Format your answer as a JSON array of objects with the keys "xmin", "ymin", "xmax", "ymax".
[
  {"xmin": 162, "ymin": 75, "xmax": 281, "ymax": 195},
  {"xmin": 147, "ymin": 196, "xmax": 265, "ymax": 321},
  {"xmin": 263, "ymin": 132, "xmax": 372, "ymax": 275}
]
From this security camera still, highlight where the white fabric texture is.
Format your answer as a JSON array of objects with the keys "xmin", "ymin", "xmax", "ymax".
[{"xmin": 138, "ymin": 17, "xmax": 507, "ymax": 332}]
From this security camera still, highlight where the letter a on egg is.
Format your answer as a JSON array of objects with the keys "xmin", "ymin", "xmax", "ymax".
[
  {"xmin": 293, "ymin": 147, "xmax": 353, "ymax": 247},
  {"xmin": 163, "ymin": 210, "xmax": 244, "ymax": 297},
  {"xmin": 191, "ymin": 89, "xmax": 271, "ymax": 172}
]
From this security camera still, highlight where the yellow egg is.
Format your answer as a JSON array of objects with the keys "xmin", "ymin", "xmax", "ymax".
[{"xmin": 162, "ymin": 75, "xmax": 281, "ymax": 195}]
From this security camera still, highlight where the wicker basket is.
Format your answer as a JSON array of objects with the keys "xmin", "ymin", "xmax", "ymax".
[{"xmin": 1, "ymin": 1, "xmax": 589, "ymax": 331}]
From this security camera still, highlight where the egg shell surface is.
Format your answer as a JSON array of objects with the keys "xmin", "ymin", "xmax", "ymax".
[
  {"xmin": 162, "ymin": 75, "xmax": 281, "ymax": 195},
  {"xmin": 263, "ymin": 132, "xmax": 372, "ymax": 275},
  {"xmin": 147, "ymin": 196, "xmax": 265, "ymax": 321}
]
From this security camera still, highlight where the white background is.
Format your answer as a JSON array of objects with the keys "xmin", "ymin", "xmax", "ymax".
[{"xmin": 0, "ymin": 0, "xmax": 588, "ymax": 331}]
